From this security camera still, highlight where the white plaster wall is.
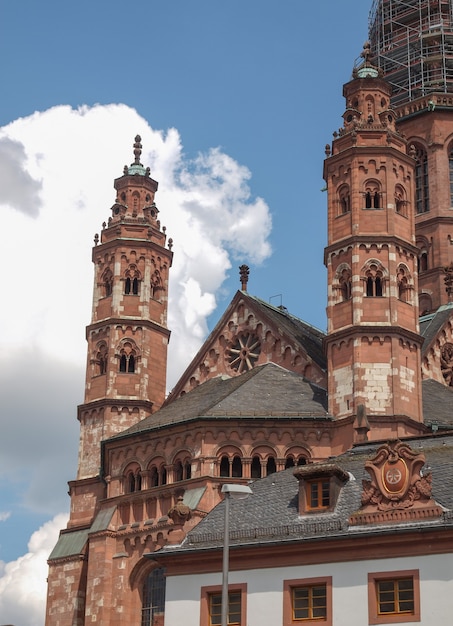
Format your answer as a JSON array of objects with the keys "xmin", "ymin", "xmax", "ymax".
[{"xmin": 164, "ymin": 553, "xmax": 453, "ymax": 626}]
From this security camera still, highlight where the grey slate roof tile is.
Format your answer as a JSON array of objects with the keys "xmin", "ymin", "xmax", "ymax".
[{"xmin": 112, "ymin": 363, "xmax": 329, "ymax": 440}]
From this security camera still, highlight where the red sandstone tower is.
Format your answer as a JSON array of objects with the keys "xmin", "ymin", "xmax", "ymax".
[
  {"xmin": 324, "ymin": 45, "xmax": 424, "ymax": 440},
  {"xmin": 369, "ymin": 0, "xmax": 453, "ymax": 313},
  {"xmin": 71, "ymin": 136, "xmax": 173, "ymax": 526}
]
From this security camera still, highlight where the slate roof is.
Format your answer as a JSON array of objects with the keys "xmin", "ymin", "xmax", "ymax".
[
  {"xmin": 422, "ymin": 378, "xmax": 453, "ymax": 427},
  {"xmin": 246, "ymin": 295, "xmax": 326, "ymax": 370},
  {"xmin": 113, "ymin": 363, "xmax": 329, "ymax": 440},
  {"xmin": 164, "ymin": 434, "xmax": 453, "ymax": 554}
]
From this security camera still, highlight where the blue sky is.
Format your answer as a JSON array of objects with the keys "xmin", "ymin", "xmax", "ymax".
[{"xmin": 0, "ymin": 1, "xmax": 370, "ymax": 623}]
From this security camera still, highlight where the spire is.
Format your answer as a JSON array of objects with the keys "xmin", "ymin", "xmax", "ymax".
[
  {"xmin": 123, "ymin": 134, "xmax": 150, "ymax": 177},
  {"xmin": 354, "ymin": 42, "xmax": 380, "ymax": 79}
]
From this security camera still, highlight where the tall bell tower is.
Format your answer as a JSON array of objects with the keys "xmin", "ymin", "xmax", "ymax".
[
  {"xmin": 324, "ymin": 45, "xmax": 424, "ymax": 441},
  {"xmin": 72, "ymin": 136, "xmax": 173, "ymax": 523}
]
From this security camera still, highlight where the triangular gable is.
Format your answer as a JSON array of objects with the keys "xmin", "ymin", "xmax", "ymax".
[
  {"xmin": 166, "ymin": 290, "xmax": 327, "ymax": 402},
  {"xmin": 420, "ymin": 303, "xmax": 453, "ymax": 387}
]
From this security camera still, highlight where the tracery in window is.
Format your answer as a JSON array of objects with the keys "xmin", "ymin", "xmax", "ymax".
[
  {"xmin": 174, "ymin": 458, "xmax": 192, "ymax": 481},
  {"xmin": 395, "ymin": 185, "xmax": 407, "ymax": 216},
  {"xmin": 149, "ymin": 464, "xmax": 167, "ymax": 487},
  {"xmin": 414, "ymin": 145, "xmax": 429, "ymax": 214},
  {"xmin": 117, "ymin": 340, "xmax": 138, "ymax": 373},
  {"xmin": 124, "ymin": 264, "xmax": 140, "ymax": 295},
  {"xmin": 95, "ymin": 342, "xmax": 108, "ymax": 375},
  {"xmin": 364, "ymin": 181, "xmax": 381, "ymax": 209},
  {"xmin": 363, "ymin": 262, "xmax": 385, "ymax": 297},
  {"xmin": 227, "ymin": 333, "xmax": 261, "ymax": 373},
  {"xmin": 125, "ymin": 465, "xmax": 142, "ymax": 493},
  {"xmin": 397, "ymin": 265, "xmax": 412, "ymax": 303},
  {"xmin": 218, "ymin": 453, "xmax": 243, "ymax": 478},
  {"xmin": 338, "ymin": 184, "xmax": 350, "ymax": 214},
  {"xmin": 335, "ymin": 264, "xmax": 352, "ymax": 301},
  {"xmin": 102, "ymin": 268, "xmax": 113, "ymax": 297},
  {"xmin": 151, "ymin": 269, "xmax": 163, "ymax": 300}
]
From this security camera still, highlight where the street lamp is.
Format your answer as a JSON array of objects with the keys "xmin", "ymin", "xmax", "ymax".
[{"xmin": 221, "ymin": 483, "xmax": 252, "ymax": 626}]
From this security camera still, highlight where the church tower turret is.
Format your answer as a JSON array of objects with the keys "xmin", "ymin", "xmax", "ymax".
[
  {"xmin": 73, "ymin": 136, "xmax": 173, "ymax": 520},
  {"xmin": 324, "ymin": 45, "xmax": 424, "ymax": 440}
]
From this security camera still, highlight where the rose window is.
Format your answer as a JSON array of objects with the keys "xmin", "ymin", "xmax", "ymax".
[{"xmin": 228, "ymin": 333, "xmax": 261, "ymax": 373}]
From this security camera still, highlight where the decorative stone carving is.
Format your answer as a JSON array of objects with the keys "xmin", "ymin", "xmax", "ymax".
[
  {"xmin": 227, "ymin": 332, "xmax": 261, "ymax": 373},
  {"xmin": 440, "ymin": 342, "xmax": 453, "ymax": 386},
  {"xmin": 350, "ymin": 441, "xmax": 442, "ymax": 525}
]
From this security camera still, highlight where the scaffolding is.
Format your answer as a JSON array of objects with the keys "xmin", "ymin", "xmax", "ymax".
[{"xmin": 368, "ymin": 0, "xmax": 453, "ymax": 105}]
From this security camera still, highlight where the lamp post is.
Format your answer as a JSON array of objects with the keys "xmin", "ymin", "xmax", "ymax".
[{"xmin": 221, "ymin": 483, "xmax": 252, "ymax": 626}]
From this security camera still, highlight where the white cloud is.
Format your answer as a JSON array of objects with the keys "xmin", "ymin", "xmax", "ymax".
[
  {"xmin": 0, "ymin": 513, "xmax": 68, "ymax": 626},
  {"xmin": 0, "ymin": 103, "xmax": 272, "ymax": 622},
  {"xmin": 0, "ymin": 512, "xmax": 11, "ymax": 523}
]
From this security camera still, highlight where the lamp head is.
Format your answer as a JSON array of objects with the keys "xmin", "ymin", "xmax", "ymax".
[{"xmin": 221, "ymin": 484, "xmax": 252, "ymax": 500}]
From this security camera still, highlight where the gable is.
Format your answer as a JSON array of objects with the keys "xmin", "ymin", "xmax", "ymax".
[
  {"xmin": 167, "ymin": 291, "xmax": 327, "ymax": 402},
  {"xmin": 420, "ymin": 303, "xmax": 453, "ymax": 387}
]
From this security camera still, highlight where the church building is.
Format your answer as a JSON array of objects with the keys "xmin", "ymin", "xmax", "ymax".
[{"xmin": 45, "ymin": 1, "xmax": 453, "ymax": 624}]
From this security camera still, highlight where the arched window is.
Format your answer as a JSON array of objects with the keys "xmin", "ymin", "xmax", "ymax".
[
  {"xmin": 220, "ymin": 455, "xmax": 229, "ymax": 477},
  {"xmin": 141, "ymin": 568, "xmax": 166, "ymax": 626},
  {"xmin": 118, "ymin": 341, "xmax": 138, "ymax": 374},
  {"xmin": 285, "ymin": 456, "xmax": 295, "ymax": 469},
  {"xmin": 397, "ymin": 266, "xmax": 412, "ymax": 303},
  {"xmin": 174, "ymin": 461, "xmax": 183, "ymax": 482},
  {"xmin": 160, "ymin": 467, "xmax": 167, "ymax": 486},
  {"xmin": 174, "ymin": 458, "xmax": 191, "ymax": 482},
  {"xmin": 364, "ymin": 263, "xmax": 385, "ymax": 297},
  {"xmin": 365, "ymin": 191, "xmax": 380, "ymax": 208},
  {"xmin": 364, "ymin": 181, "xmax": 381, "ymax": 210},
  {"xmin": 415, "ymin": 145, "xmax": 429, "ymax": 214},
  {"xmin": 395, "ymin": 185, "xmax": 407, "ymax": 216},
  {"xmin": 339, "ymin": 267, "xmax": 352, "ymax": 301},
  {"xmin": 125, "ymin": 468, "xmax": 141, "ymax": 493},
  {"xmin": 231, "ymin": 455, "xmax": 242, "ymax": 478},
  {"xmin": 251, "ymin": 456, "xmax": 262, "ymax": 479},
  {"xmin": 266, "ymin": 457, "xmax": 276, "ymax": 476},
  {"xmin": 419, "ymin": 251, "xmax": 428, "ymax": 272},
  {"xmin": 124, "ymin": 264, "xmax": 141, "ymax": 295},
  {"xmin": 150, "ymin": 467, "xmax": 159, "ymax": 487},
  {"xmin": 338, "ymin": 185, "xmax": 351, "ymax": 214},
  {"xmin": 102, "ymin": 269, "xmax": 113, "ymax": 297},
  {"xmin": 95, "ymin": 343, "xmax": 108, "ymax": 376}
]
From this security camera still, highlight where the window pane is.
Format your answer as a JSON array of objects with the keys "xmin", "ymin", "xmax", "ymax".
[
  {"xmin": 209, "ymin": 592, "xmax": 241, "ymax": 626},
  {"xmin": 292, "ymin": 584, "xmax": 326, "ymax": 620},
  {"xmin": 377, "ymin": 578, "xmax": 414, "ymax": 615}
]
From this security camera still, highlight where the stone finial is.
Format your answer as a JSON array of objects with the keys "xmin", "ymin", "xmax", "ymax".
[
  {"xmin": 239, "ymin": 264, "xmax": 250, "ymax": 291},
  {"xmin": 168, "ymin": 495, "xmax": 191, "ymax": 525},
  {"xmin": 133, "ymin": 135, "xmax": 142, "ymax": 165}
]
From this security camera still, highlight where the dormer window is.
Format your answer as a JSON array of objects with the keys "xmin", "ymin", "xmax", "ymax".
[{"xmin": 294, "ymin": 464, "xmax": 349, "ymax": 515}]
